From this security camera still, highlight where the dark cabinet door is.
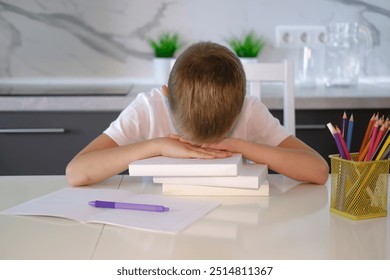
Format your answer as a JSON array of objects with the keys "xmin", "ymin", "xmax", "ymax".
[{"xmin": 0, "ymin": 112, "xmax": 119, "ymax": 175}]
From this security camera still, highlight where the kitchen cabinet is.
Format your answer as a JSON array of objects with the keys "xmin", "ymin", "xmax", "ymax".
[
  {"xmin": 271, "ymin": 108, "xmax": 389, "ymax": 166},
  {"xmin": 0, "ymin": 111, "xmax": 119, "ymax": 175},
  {"xmin": 1, "ymin": 108, "xmax": 388, "ymax": 175}
]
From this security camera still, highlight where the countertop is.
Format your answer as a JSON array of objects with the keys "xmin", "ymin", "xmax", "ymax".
[{"xmin": 1, "ymin": 80, "xmax": 390, "ymax": 112}]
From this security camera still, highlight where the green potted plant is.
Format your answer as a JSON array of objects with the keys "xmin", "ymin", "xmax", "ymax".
[
  {"xmin": 148, "ymin": 32, "xmax": 183, "ymax": 83},
  {"xmin": 226, "ymin": 31, "xmax": 265, "ymax": 63}
]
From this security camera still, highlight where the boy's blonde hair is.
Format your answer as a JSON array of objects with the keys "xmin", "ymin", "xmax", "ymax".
[{"xmin": 167, "ymin": 41, "xmax": 246, "ymax": 143}]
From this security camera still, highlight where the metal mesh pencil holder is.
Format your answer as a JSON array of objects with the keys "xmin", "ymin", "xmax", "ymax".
[{"xmin": 329, "ymin": 153, "xmax": 389, "ymax": 220}]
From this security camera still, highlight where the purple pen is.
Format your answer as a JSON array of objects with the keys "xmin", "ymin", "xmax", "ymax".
[{"xmin": 88, "ymin": 200, "xmax": 169, "ymax": 212}]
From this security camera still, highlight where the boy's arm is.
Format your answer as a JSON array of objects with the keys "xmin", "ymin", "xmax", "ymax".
[
  {"xmin": 203, "ymin": 136, "xmax": 329, "ymax": 185},
  {"xmin": 66, "ymin": 134, "xmax": 230, "ymax": 187}
]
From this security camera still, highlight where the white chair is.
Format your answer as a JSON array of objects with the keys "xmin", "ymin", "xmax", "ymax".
[{"xmin": 243, "ymin": 60, "xmax": 295, "ymax": 135}]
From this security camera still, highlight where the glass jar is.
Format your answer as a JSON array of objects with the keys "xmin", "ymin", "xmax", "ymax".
[{"xmin": 324, "ymin": 22, "xmax": 372, "ymax": 88}]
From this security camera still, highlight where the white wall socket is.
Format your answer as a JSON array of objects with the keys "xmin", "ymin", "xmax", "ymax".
[{"xmin": 276, "ymin": 25, "xmax": 325, "ymax": 48}]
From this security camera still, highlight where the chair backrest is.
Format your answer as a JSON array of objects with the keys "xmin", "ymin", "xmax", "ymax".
[{"xmin": 243, "ymin": 60, "xmax": 295, "ymax": 135}]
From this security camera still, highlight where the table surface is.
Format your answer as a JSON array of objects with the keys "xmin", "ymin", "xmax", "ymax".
[{"xmin": 0, "ymin": 174, "xmax": 389, "ymax": 260}]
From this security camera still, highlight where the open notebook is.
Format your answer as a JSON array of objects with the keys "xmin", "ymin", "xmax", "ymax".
[{"xmin": 1, "ymin": 188, "xmax": 219, "ymax": 234}]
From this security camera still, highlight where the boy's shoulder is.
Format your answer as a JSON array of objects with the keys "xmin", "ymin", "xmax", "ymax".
[
  {"xmin": 135, "ymin": 87, "xmax": 165, "ymax": 100},
  {"xmin": 128, "ymin": 87, "xmax": 167, "ymax": 107},
  {"xmin": 242, "ymin": 95, "xmax": 266, "ymax": 111}
]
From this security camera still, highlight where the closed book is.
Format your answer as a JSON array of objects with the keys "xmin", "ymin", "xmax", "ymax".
[
  {"xmin": 154, "ymin": 163, "xmax": 267, "ymax": 189},
  {"xmin": 162, "ymin": 180, "xmax": 269, "ymax": 196},
  {"xmin": 129, "ymin": 154, "xmax": 242, "ymax": 177}
]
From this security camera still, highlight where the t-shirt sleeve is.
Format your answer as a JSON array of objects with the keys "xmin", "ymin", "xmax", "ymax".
[
  {"xmin": 103, "ymin": 94, "xmax": 150, "ymax": 146},
  {"xmin": 246, "ymin": 99, "xmax": 291, "ymax": 146}
]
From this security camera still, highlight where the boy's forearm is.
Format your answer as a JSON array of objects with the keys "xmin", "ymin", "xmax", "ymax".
[
  {"xmin": 66, "ymin": 137, "xmax": 230, "ymax": 186},
  {"xmin": 66, "ymin": 140, "xmax": 159, "ymax": 187},
  {"xmin": 233, "ymin": 139, "xmax": 329, "ymax": 184}
]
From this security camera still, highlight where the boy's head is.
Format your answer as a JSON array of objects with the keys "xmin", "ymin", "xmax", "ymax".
[{"xmin": 167, "ymin": 41, "xmax": 246, "ymax": 144}]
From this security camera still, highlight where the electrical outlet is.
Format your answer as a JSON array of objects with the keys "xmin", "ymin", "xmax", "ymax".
[{"xmin": 276, "ymin": 25, "xmax": 325, "ymax": 48}]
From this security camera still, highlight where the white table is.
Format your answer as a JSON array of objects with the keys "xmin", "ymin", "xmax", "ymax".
[{"xmin": 0, "ymin": 175, "xmax": 389, "ymax": 260}]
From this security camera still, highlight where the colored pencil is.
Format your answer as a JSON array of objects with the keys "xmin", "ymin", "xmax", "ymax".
[
  {"xmin": 335, "ymin": 125, "xmax": 352, "ymax": 160},
  {"xmin": 346, "ymin": 114, "xmax": 354, "ymax": 152},
  {"xmin": 382, "ymin": 144, "xmax": 390, "ymax": 159},
  {"xmin": 342, "ymin": 111, "xmax": 347, "ymax": 138},
  {"xmin": 327, "ymin": 122, "xmax": 346, "ymax": 159},
  {"xmin": 373, "ymin": 126, "xmax": 390, "ymax": 160},
  {"xmin": 369, "ymin": 119, "xmax": 388, "ymax": 161},
  {"xmin": 357, "ymin": 113, "xmax": 376, "ymax": 160},
  {"xmin": 374, "ymin": 132, "xmax": 390, "ymax": 160},
  {"xmin": 366, "ymin": 120, "xmax": 379, "ymax": 161},
  {"xmin": 359, "ymin": 140, "xmax": 371, "ymax": 161}
]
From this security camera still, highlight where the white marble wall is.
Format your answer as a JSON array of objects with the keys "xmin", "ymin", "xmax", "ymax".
[{"xmin": 0, "ymin": 0, "xmax": 389, "ymax": 93}]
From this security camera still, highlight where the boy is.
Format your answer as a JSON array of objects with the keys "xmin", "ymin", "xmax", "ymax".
[{"xmin": 66, "ymin": 41, "xmax": 329, "ymax": 186}]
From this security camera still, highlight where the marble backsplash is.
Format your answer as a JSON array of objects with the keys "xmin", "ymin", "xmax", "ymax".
[{"xmin": 0, "ymin": 0, "xmax": 389, "ymax": 94}]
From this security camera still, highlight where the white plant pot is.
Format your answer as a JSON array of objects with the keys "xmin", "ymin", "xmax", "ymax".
[
  {"xmin": 153, "ymin": 58, "xmax": 175, "ymax": 84},
  {"xmin": 239, "ymin": 57, "xmax": 258, "ymax": 96},
  {"xmin": 239, "ymin": 57, "xmax": 258, "ymax": 64}
]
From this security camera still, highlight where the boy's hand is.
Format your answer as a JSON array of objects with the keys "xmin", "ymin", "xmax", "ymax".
[
  {"xmin": 169, "ymin": 134, "xmax": 200, "ymax": 146},
  {"xmin": 169, "ymin": 134, "xmax": 239, "ymax": 153},
  {"xmin": 156, "ymin": 137, "xmax": 231, "ymax": 159},
  {"xmin": 201, "ymin": 138, "xmax": 240, "ymax": 153}
]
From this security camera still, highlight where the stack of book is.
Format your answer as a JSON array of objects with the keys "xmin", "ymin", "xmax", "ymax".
[{"xmin": 128, "ymin": 154, "xmax": 269, "ymax": 196}]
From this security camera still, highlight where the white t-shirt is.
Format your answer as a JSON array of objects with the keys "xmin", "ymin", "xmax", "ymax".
[{"xmin": 104, "ymin": 88, "xmax": 290, "ymax": 146}]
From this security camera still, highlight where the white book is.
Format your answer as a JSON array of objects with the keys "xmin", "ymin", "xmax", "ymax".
[
  {"xmin": 162, "ymin": 180, "xmax": 269, "ymax": 196},
  {"xmin": 129, "ymin": 154, "xmax": 243, "ymax": 177},
  {"xmin": 154, "ymin": 163, "xmax": 267, "ymax": 189}
]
